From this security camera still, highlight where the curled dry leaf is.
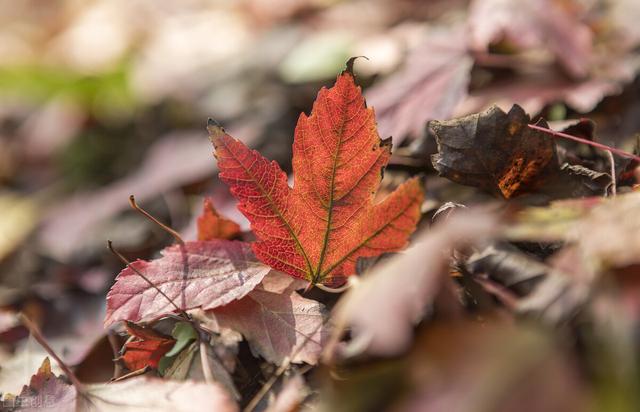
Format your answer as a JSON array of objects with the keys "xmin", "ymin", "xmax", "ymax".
[
  {"xmin": 104, "ymin": 240, "xmax": 271, "ymax": 326},
  {"xmin": 431, "ymin": 104, "xmax": 556, "ymax": 198},
  {"xmin": 328, "ymin": 209, "xmax": 498, "ymax": 359},
  {"xmin": 210, "ymin": 65, "xmax": 423, "ymax": 287},
  {"xmin": 207, "ymin": 271, "xmax": 327, "ymax": 365},
  {"xmin": 121, "ymin": 322, "xmax": 175, "ymax": 371},
  {"xmin": 431, "ymin": 104, "xmax": 609, "ymax": 199},
  {"xmin": 197, "ymin": 197, "xmax": 241, "ymax": 241}
]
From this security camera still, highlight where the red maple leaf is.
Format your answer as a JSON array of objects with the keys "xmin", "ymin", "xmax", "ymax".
[
  {"xmin": 209, "ymin": 65, "xmax": 423, "ymax": 286},
  {"xmin": 197, "ymin": 197, "xmax": 241, "ymax": 241},
  {"xmin": 121, "ymin": 322, "xmax": 175, "ymax": 371}
]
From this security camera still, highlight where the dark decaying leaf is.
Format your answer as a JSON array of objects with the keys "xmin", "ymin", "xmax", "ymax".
[
  {"xmin": 431, "ymin": 105, "xmax": 556, "ymax": 198},
  {"xmin": 467, "ymin": 243, "xmax": 549, "ymax": 296},
  {"xmin": 467, "ymin": 243, "xmax": 590, "ymax": 323},
  {"xmin": 430, "ymin": 104, "xmax": 609, "ymax": 199},
  {"xmin": 104, "ymin": 240, "xmax": 271, "ymax": 326}
]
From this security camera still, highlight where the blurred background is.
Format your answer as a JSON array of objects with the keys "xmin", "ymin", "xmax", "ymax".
[{"xmin": 1, "ymin": 0, "xmax": 640, "ymax": 404}]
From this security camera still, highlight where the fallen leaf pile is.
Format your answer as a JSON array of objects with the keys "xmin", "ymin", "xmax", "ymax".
[{"xmin": 3, "ymin": 1, "xmax": 640, "ymax": 410}]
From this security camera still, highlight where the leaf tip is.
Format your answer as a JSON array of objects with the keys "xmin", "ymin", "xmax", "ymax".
[
  {"xmin": 343, "ymin": 56, "xmax": 369, "ymax": 76},
  {"xmin": 207, "ymin": 118, "xmax": 226, "ymax": 142}
]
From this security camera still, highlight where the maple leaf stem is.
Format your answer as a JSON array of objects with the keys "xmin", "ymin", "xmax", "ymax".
[
  {"xmin": 315, "ymin": 280, "xmax": 353, "ymax": 293},
  {"xmin": 107, "ymin": 240, "xmax": 186, "ymax": 317},
  {"xmin": 129, "ymin": 195, "xmax": 185, "ymax": 245},
  {"xmin": 528, "ymin": 124, "xmax": 640, "ymax": 162},
  {"xmin": 18, "ymin": 313, "xmax": 87, "ymax": 394}
]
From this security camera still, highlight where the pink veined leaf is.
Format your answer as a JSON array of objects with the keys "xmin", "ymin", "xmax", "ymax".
[
  {"xmin": 12, "ymin": 357, "xmax": 238, "ymax": 412},
  {"xmin": 104, "ymin": 240, "xmax": 271, "ymax": 326},
  {"xmin": 206, "ymin": 272, "xmax": 327, "ymax": 365},
  {"xmin": 80, "ymin": 376, "xmax": 238, "ymax": 411},
  {"xmin": 366, "ymin": 25, "xmax": 472, "ymax": 144}
]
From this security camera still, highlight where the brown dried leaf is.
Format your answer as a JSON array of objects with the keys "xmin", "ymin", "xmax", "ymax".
[{"xmin": 431, "ymin": 104, "xmax": 609, "ymax": 199}]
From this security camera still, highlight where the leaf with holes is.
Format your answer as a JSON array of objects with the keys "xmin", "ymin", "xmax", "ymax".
[{"xmin": 209, "ymin": 64, "xmax": 423, "ymax": 286}]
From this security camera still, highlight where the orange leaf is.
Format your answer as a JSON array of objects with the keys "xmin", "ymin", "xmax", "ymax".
[
  {"xmin": 197, "ymin": 197, "xmax": 241, "ymax": 240},
  {"xmin": 121, "ymin": 322, "xmax": 175, "ymax": 371},
  {"xmin": 209, "ymin": 65, "xmax": 423, "ymax": 286}
]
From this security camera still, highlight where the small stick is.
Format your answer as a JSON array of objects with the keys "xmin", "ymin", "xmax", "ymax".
[
  {"xmin": 111, "ymin": 366, "xmax": 150, "ymax": 382},
  {"xmin": 315, "ymin": 276, "xmax": 359, "ymax": 294},
  {"xmin": 607, "ymin": 150, "xmax": 617, "ymax": 196},
  {"xmin": 18, "ymin": 313, "xmax": 86, "ymax": 393},
  {"xmin": 129, "ymin": 195, "xmax": 184, "ymax": 245},
  {"xmin": 199, "ymin": 340, "xmax": 214, "ymax": 384},
  {"xmin": 528, "ymin": 124, "xmax": 640, "ymax": 162},
  {"xmin": 107, "ymin": 331, "xmax": 124, "ymax": 380}
]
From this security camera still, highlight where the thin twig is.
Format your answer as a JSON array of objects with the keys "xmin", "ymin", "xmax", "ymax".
[
  {"xmin": 111, "ymin": 366, "xmax": 150, "ymax": 382},
  {"xmin": 129, "ymin": 195, "xmax": 184, "ymax": 245},
  {"xmin": 18, "ymin": 313, "xmax": 86, "ymax": 393},
  {"xmin": 528, "ymin": 124, "xmax": 640, "ymax": 162},
  {"xmin": 199, "ymin": 340, "xmax": 215, "ymax": 384},
  {"xmin": 315, "ymin": 276, "xmax": 359, "ymax": 294},
  {"xmin": 606, "ymin": 150, "xmax": 617, "ymax": 196},
  {"xmin": 107, "ymin": 331, "xmax": 124, "ymax": 380}
]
